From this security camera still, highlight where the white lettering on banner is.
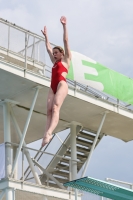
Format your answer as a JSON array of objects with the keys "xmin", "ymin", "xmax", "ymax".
[{"xmin": 71, "ymin": 51, "xmax": 104, "ymax": 91}]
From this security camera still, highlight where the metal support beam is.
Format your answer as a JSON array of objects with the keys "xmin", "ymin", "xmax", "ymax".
[
  {"xmin": 70, "ymin": 121, "xmax": 82, "ymax": 181},
  {"xmin": 10, "ymin": 107, "xmax": 41, "ymax": 184},
  {"xmin": 24, "ymin": 32, "xmax": 28, "ymax": 77},
  {"xmin": 0, "ymin": 190, "xmax": 5, "ymax": 200},
  {"xmin": 31, "ymin": 36, "xmax": 35, "ymax": 60},
  {"xmin": 32, "ymin": 159, "xmax": 65, "ymax": 189},
  {"xmin": 3, "ymin": 102, "xmax": 12, "ymax": 177},
  {"xmin": 70, "ymin": 123, "xmax": 77, "ymax": 180},
  {"xmin": 8, "ymin": 26, "xmax": 10, "ymax": 51},
  {"xmin": 22, "ymin": 148, "xmax": 24, "ymax": 182},
  {"xmin": 5, "ymin": 188, "xmax": 13, "ymax": 200},
  {"xmin": 81, "ymin": 111, "xmax": 108, "ymax": 177},
  {"xmin": 69, "ymin": 160, "xmax": 72, "ymax": 181},
  {"xmin": 75, "ymin": 189, "xmax": 78, "ymax": 200},
  {"xmin": 37, "ymin": 42, "xmax": 40, "ymax": 62},
  {"xmin": 11, "ymin": 87, "xmax": 40, "ymax": 177},
  {"xmin": 55, "ymin": 133, "xmax": 64, "ymax": 144},
  {"xmin": 13, "ymin": 146, "xmax": 18, "ymax": 179}
]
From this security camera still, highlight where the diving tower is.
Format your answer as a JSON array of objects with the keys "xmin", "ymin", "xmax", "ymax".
[{"xmin": 0, "ymin": 18, "xmax": 133, "ymax": 200}]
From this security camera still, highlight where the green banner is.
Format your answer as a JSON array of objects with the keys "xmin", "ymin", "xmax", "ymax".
[{"xmin": 67, "ymin": 51, "xmax": 133, "ymax": 104}]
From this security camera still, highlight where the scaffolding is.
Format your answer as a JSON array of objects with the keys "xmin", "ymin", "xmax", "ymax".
[{"xmin": 0, "ymin": 18, "xmax": 133, "ymax": 200}]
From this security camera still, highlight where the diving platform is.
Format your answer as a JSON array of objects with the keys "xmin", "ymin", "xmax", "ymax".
[
  {"xmin": 64, "ymin": 177, "xmax": 133, "ymax": 200},
  {"xmin": 0, "ymin": 17, "xmax": 133, "ymax": 200}
]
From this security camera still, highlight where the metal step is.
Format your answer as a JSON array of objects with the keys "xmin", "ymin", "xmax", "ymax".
[
  {"xmin": 78, "ymin": 131, "xmax": 95, "ymax": 139},
  {"xmin": 77, "ymin": 146, "xmax": 90, "ymax": 154},
  {"xmin": 52, "ymin": 170, "xmax": 69, "ymax": 178},
  {"xmin": 76, "ymin": 138, "xmax": 92, "ymax": 147},
  {"xmin": 56, "ymin": 163, "xmax": 69, "ymax": 171},
  {"xmin": 65, "ymin": 151, "xmax": 87, "ymax": 160}
]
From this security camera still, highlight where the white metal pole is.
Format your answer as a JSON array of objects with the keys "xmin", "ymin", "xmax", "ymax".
[
  {"xmin": 22, "ymin": 148, "xmax": 24, "ymax": 182},
  {"xmin": 81, "ymin": 112, "xmax": 107, "ymax": 177},
  {"xmin": 13, "ymin": 146, "xmax": 18, "ymax": 179},
  {"xmin": 24, "ymin": 32, "xmax": 28, "ymax": 77},
  {"xmin": 56, "ymin": 133, "xmax": 63, "ymax": 144},
  {"xmin": 11, "ymin": 87, "xmax": 39, "ymax": 177},
  {"xmin": 31, "ymin": 36, "xmax": 35, "ymax": 59},
  {"xmin": 69, "ymin": 159, "xmax": 72, "ymax": 199},
  {"xmin": 70, "ymin": 122, "xmax": 77, "ymax": 181},
  {"xmin": 13, "ymin": 189, "xmax": 15, "ymax": 200},
  {"xmin": 3, "ymin": 102, "xmax": 12, "ymax": 177},
  {"xmin": 10, "ymin": 107, "xmax": 41, "ymax": 184},
  {"xmin": 5, "ymin": 189, "xmax": 13, "ymax": 200},
  {"xmin": 75, "ymin": 189, "xmax": 78, "ymax": 200},
  {"xmin": 8, "ymin": 26, "xmax": 10, "ymax": 51},
  {"xmin": 37, "ymin": 42, "xmax": 40, "ymax": 62},
  {"xmin": 69, "ymin": 160, "xmax": 72, "ymax": 181}
]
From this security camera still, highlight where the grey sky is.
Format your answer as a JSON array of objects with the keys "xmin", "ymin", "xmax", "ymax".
[
  {"xmin": 1, "ymin": 0, "xmax": 133, "ymax": 75},
  {"xmin": 0, "ymin": 0, "xmax": 133, "ymax": 199}
]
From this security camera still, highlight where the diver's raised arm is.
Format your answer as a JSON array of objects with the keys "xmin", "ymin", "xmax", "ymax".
[
  {"xmin": 41, "ymin": 26, "xmax": 55, "ymax": 63},
  {"xmin": 60, "ymin": 16, "xmax": 71, "ymax": 60}
]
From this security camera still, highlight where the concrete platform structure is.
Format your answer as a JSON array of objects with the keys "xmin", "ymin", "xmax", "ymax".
[{"xmin": 0, "ymin": 17, "xmax": 133, "ymax": 200}]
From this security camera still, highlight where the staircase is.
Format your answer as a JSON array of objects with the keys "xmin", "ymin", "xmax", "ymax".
[{"xmin": 40, "ymin": 128, "xmax": 104, "ymax": 188}]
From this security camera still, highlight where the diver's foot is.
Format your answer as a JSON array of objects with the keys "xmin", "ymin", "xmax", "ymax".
[{"xmin": 42, "ymin": 132, "xmax": 52, "ymax": 147}]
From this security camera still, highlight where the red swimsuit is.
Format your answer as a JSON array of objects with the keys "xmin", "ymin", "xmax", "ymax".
[{"xmin": 51, "ymin": 60, "xmax": 68, "ymax": 94}]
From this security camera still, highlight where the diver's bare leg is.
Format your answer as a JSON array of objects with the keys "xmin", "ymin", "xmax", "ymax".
[
  {"xmin": 42, "ymin": 88, "xmax": 54, "ymax": 146},
  {"xmin": 42, "ymin": 81, "xmax": 68, "ymax": 146}
]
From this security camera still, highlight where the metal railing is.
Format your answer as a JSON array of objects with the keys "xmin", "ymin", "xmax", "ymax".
[
  {"xmin": 5, "ymin": 142, "xmax": 83, "ymax": 183},
  {"xmin": 106, "ymin": 178, "xmax": 133, "ymax": 190}
]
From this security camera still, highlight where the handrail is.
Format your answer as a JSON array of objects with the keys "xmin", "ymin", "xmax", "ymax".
[
  {"xmin": 5, "ymin": 142, "xmax": 83, "ymax": 164},
  {"xmin": 0, "ymin": 17, "xmax": 55, "ymax": 46}
]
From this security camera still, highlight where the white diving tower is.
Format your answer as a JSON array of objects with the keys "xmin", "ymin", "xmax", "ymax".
[{"xmin": 0, "ymin": 18, "xmax": 133, "ymax": 200}]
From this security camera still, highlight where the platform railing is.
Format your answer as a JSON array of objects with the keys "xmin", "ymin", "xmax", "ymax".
[
  {"xmin": 106, "ymin": 178, "xmax": 133, "ymax": 190},
  {"xmin": 5, "ymin": 142, "xmax": 83, "ymax": 185},
  {"xmin": 0, "ymin": 17, "xmax": 133, "ymax": 111},
  {"xmin": 2, "ymin": 142, "xmax": 100, "ymax": 199},
  {"xmin": 0, "ymin": 18, "xmax": 55, "ymax": 62},
  {"xmin": 0, "ymin": 17, "xmax": 53, "ymax": 76}
]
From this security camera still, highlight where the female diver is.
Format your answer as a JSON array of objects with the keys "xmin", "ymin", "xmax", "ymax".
[{"xmin": 41, "ymin": 16, "xmax": 71, "ymax": 147}]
